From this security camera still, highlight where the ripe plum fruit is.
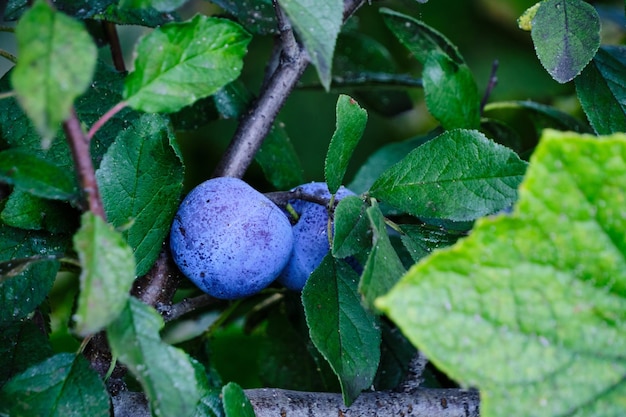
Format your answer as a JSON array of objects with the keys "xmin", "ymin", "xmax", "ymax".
[
  {"xmin": 170, "ymin": 177, "xmax": 294, "ymax": 299},
  {"xmin": 278, "ymin": 182, "xmax": 355, "ymax": 291}
]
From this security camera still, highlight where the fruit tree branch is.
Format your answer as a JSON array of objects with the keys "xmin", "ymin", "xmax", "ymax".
[
  {"xmin": 212, "ymin": 0, "xmax": 367, "ymax": 179},
  {"xmin": 247, "ymin": 388, "xmax": 480, "ymax": 417},
  {"xmin": 112, "ymin": 387, "xmax": 480, "ymax": 417}
]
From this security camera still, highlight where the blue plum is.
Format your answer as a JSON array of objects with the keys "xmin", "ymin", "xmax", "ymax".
[
  {"xmin": 170, "ymin": 177, "xmax": 294, "ymax": 299},
  {"xmin": 278, "ymin": 182, "xmax": 355, "ymax": 291}
]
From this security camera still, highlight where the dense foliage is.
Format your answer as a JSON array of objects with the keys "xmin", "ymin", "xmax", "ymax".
[{"xmin": 0, "ymin": 0, "xmax": 624, "ymax": 416}]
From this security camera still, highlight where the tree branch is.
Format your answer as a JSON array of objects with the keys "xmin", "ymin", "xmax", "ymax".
[
  {"xmin": 112, "ymin": 387, "xmax": 480, "ymax": 417},
  {"xmin": 246, "ymin": 388, "xmax": 480, "ymax": 417},
  {"xmin": 212, "ymin": 7, "xmax": 308, "ymax": 178},
  {"xmin": 212, "ymin": 0, "xmax": 367, "ymax": 179}
]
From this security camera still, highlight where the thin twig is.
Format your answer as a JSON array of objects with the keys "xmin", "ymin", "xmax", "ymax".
[
  {"xmin": 480, "ymin": 59, "xmax": 499, "ymax": 114},
  {"xmin": 132, "ymin": 249, "xmax": 181, "ymax": 308},
  {"xmin": 63, "ymin": 108, "xmax": 106, "ymax": 219},
  {"xmin": 0, "ymin": 26, "xmax": 15, "ymax": 33},
  {"xmin": 102, "ymin": 21, "xmax": 126, "ymax": 72},
  {"xmin": 0, "ymin": 90, "xmax": 16, "ymax": 100},
  {"xmin": 87, "ymin": 101, "xmax": 127, "ymax": 141},
  {"xmin": 161, "ymin": 294, "xmax": 219, "ymax": 322},
  {"xmin": 0, "ymin": 48, "xmax": 17, "ymax": 64}
]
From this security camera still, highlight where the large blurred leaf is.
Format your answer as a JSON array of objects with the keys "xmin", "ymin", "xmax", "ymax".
[
  {"xmin": 531, "ymin": 0, "xmax": 600, "ymax": 83},
  {"xmin": 0, "ymin": 226, "xmax": 65, "ymax": 326},
  {"xmin": 0, "ymin": 321, "xmax": 53, "ymax": 386},
  {"xmin": 96, "ymin": 114, "xmax": 183, "ymax": 276},
  {"xmin": 369, "ymin": 129, "xmax": 528, "ymax": 221},
  {"xmin": 213, "ymin": 81, "xmax": 304, "ymax": 189},
  {"xmin": 107, "ymin": 298, "xmax": 202, "ymax": 417},
  {"xmin": 302, "ymin": 254, "xmax": 381, "ymax": 405},
  {"xmin": 325, "ymin": 95, "xmax": 368, "ymax": 194},
  {"xmin": 277, "ymin": 0, "xmax": 342, "ymax": 90},
  {"xmin": 377, "ymin": 130, "xmax": 626, "ymax": 416},
  {"xmin": 73, "ymin": 212, "xmax": 136, "ymax": 336},
  {"xmin": 0, "ymin": 150, "xmax": 77, "ymax": 202},
  {"xmin": 124, "ymin": 15, "xmax": 251, "ymax": 113},
  {"xmin": 0, "ymin": 353, "xmax": 109, "ymax": 417},
  {"xmin": 12, "ymin": 0, "xmax": 97, "ymax": 143},
  {"xmin": 359, "ymin": 203, "xmax": 405, "ymax": 308},
  {"xmin": 575, "ymin": 45, "xmax": 626, "ymax": 135}
]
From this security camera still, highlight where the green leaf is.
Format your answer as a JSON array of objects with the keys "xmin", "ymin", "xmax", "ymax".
[
  {"xmin": 210, "ymin": 0, "xmax": 277, "ymax": 35},
  {"xmin": 73, "ymin": 212, "xmax": 136, "ymax": 336},
  {"xmin": 373, "ymin": 321, "xmax": 416, "ymax": 391},
  {"xmin": 213, "ymin": 81, "xmax": 304, "ymax": 189},
  {"xmin": 517, "ymin": 2, "xmax": 540, "ymax": 31},
  {"xmin": 5, "ymin": 0, "xmax": 117, "ymax": 20},
  {"xmin": 483, "ymin": 100, "xmax": 592, "ymax": 135},
  {"xmin": 369, "ymin": 129, "xmax": 528, "ymax": 221},
  {"xmin": 191, "ymin": 359, "xmax": 225, "ymax": 417},
  {"xmin": 325, "ymin": 95, "xmax": 368, "ymax": 194},
  {"xmin": 333, "ymin": 31, "xmax": 413, "ymax": 117},
  {"xmin": 332, "ymin": 195, "xmax": 371, "ymax": 259},
  {"xmin": 0, "ymin": 353, "xmax": 109, "ymax": 417},
  {"xmin": 380, "ymin": 8, "xmax": 463, "ymax": 65},
  {"xmin": 0, "ymin": 321, "xmax": 53, "ymax": 386},
  {"xmin": 422, "ymin": 53, "xmax": 480, "ymax": 129},
  {"xmin": 531, "ymin": 0, "xmax": 600, "ymax": 83},
  {"xmin": 12, "ymin": 0, "xmax": 97, "ymax": 143},
  {"xmin": 0, "ymin": 226, "xmax": 64, "ymax": 326},
  {"xmin": 93, "ymin": 3, "xmax": 177, "ymax": 26},
  {"xmin": 377, "ymin": 129, "xmax": 626, "ymax": 416},
  {"xmin": 399, "ymin": 223, "xmax": 464, "ymax": 263},
  {"xmin": 1, "ymin": 190, "xmax": 78, "ymax": 233},
  {"xmin": 96, "ymin": 114, "xmax": 184, "ymax": 276},
  {"xmin": 575, "ymin": 45, "xmax": 626, "ymax": 135},
  {"xmin": 358, "ymin": 203, "xmax": 405, "ymax": 309},
  {"xmin": 124, "ymin": 15, "xmax": 251, "ymax": 113},
  {"xmin": 379, "ymin": 9, "xmax": 479, "ymax": 128},
  {"xmin": 77, "ymin": 63, "xmax": 146, "ymax": 165},
  {"xmin": 222, "ymin": 382, "xmax": 255, "ymax": 417},
  {"xmin": 0, "ymin": 63, "xmax": 140, "ymax": 172},
  {"xmin": 119, "ymin": 0, "xmax": 187, "ymax": 12},
  {"xmin": 349, "ymin": 133, "xmax": 435, "ymax": 194},
  {"xmin": 107, "ymin": 298, "xmax": 202, "ymax": 417},
  {"xmin": 0, "ymin": 149, "xmax": 77, "ymax": 202},
  {"xmin": 302, "ymin": 254, "xmax": 381, "ymax": 405},
  {"xmin": 258, "ymin": 302, "xmax": 339, "ymax": 392},
  {"xmin": 277, "ymin": 0, "xmax": 343, "ymax": 90}
]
